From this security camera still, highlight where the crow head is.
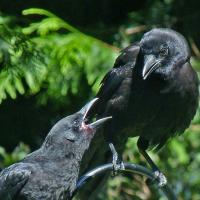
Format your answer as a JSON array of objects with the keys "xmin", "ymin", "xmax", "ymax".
[
  {"xmin": 139, "ymin": 28, "xmax": 190, "ymax": 80},
  {"xmin": 43, "ymin": 98, "xmax": 111, "ymax": 154}
]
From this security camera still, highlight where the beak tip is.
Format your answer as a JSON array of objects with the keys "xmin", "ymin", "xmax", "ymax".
[{"xmin": 142, "ymin": 75, "xmax": 147, "ymax": 80}]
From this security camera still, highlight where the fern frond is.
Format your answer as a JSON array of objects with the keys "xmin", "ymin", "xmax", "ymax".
[
  {"xmin": 0, "ymin": 22, "xmax": 46, "ymax": 102},
  {"xmin": 0, "ymin": 9, "xmax": 118, "ymax": 104}
]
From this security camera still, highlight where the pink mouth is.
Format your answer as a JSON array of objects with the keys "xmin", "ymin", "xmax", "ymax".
[
  {"xmin": 81, "ymin": 122, "xmax": 93, "ymax": 133},
  {"xmin": 81, "ymin": 98, "xmax": 112, "ymax": 134}
]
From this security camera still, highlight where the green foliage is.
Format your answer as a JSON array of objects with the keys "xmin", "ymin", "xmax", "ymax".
[
  {"xmin": 0, "ymin": 4, "xmax": 200, "ymax": 200},
  {"xmin": 22, "ymin": 8, "xmax": 80, "ymax": 34},
  {"xmin": 0, "ymin": 143, "xmax": 30, "ymax": 168},
  {"xmin": 0, "ymin": 8, "xmax": 117, "ymax": 105},
  {"xmin": 0, "ymin": 18, "xmax": 46, "ymax": 103},
  {"xmin": 21, "ymin": 8, "xmax": 117, "ymax": 104}
]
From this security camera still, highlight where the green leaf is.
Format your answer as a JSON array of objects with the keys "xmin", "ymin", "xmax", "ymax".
[
  {"xmin": 14, "ymin": 77, "xmax": 25, "ymax": 94},
  {"xmin": 5, "ymin": 81, "xmax": 17, "ymax": 99},
  {"xmin": 22, "ymin": 8, "xmax": 80, "ymax": 33},
  {"xmin": 22, "ymin": 8, "xmax": 56, "ymax": 18}
]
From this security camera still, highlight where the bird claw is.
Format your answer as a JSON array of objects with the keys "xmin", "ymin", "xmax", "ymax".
[
  {"xmin": 154, "ymin": 170, "xmax": 167, "ymax": 187},
  {"xmin": 109, "ymin": 143, "xmax": 125, "ymax": 176},
  {"xmin": 146, "ymin": 170, "xmax": 167, "ymax": 187},
  {"xmin": 112, "ymin": 158, "xmax": 125, "ymax": 176}
]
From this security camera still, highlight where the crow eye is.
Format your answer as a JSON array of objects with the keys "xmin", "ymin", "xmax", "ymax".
[
  {"xmin": 73, "ymin": 126, "xmax": 79, "ymax": 132},
  {"xmin": 159, "ymin": 45, "xmax": 169, "ymax": 57}
]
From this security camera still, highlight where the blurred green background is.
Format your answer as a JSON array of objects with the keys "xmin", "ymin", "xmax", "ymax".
[{"xmin": 0, "ymin": 0, "xmax": 200, "ymax": 199}]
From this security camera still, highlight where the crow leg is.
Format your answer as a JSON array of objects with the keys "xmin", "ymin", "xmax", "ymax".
[
  {"xmin": 109, "ymin": 143, "xmax": 124, "ymax": 175},
  {"xmin": 137, "ymin": 138, "xmax": 167, "ymax": 187}
]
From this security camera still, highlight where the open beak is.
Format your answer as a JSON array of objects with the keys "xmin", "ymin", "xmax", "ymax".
[
  {"xmin": 142, "ymin": 55, "xmax": 161, "ymax": 80},
  {"xmin": 80, "ymin": 98, "xmax": 99, "ymax": 120},
  {"xmin": 80, "ymin": 98, "xmax": 112, "ymax": 131},
  {"xmin": 88, "ymin": 116, "xmax": 112, "ymax": 129}
]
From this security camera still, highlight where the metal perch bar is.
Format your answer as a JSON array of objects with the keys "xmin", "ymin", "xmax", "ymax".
[{"xmin": 72, "ymin": 163, "xmax": 177, "ymax": 200}]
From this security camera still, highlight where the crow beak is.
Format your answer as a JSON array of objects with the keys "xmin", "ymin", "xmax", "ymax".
[
  {"xmin": 142, "ymin": 55, "xmax": 161, "ymax": 80},
  {"xmin": 88, "ymin": 116, "xmax": 112, "ymax": 130},
  {"xmin": 80, "ymin": 98, "xmax": 99, "ymax": 120},
  {"xmin": 80, "ymin": 98, "xmax": 112, "ymax": 131}
]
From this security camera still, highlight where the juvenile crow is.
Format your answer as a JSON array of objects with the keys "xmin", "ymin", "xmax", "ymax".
[
  {"xmin": 92, "ymin": 28, "xmax": 199, "ymax": 185},
  {"xmin": 0, "ymin": 98, "xmax": 111, "ymax": 200}
]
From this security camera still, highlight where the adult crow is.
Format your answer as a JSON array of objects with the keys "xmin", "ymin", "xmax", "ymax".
[
  {"xmin": 0, "ymin": 98, "xmax": 111, "ymax": 200},
  {"xmin": 91, "ymin": 28, "xmax": 199, "ymax": 185}
]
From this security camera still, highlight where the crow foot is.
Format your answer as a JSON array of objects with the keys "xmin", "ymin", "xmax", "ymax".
[
  {"xmin": 154, "ymin": 170, "xmax": 167, "ymax": 187},
  {"xmin": 109, "ymin": 143, "xmax": 125, "ymax": 176},
  {"xmin": 146, "ymin": 170, "xmax": 167, "ymax": 187}
]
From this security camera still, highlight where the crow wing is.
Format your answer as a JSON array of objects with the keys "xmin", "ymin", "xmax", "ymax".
[
  {"xmin": 0, "ymin": 164, "xmax": 31, "ymax": 200},
  {"xmin": 97, "ymin": 43, "xmax": 140, "ymax": 106}
]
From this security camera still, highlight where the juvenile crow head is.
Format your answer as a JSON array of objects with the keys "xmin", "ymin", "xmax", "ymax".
[
  {"xmin": 43, "ymin": 98, "xmax": 111, "ymax": 153},
  {"xmin": 139, "ymin": 28, "xmax": 190, "ymax": 80}
]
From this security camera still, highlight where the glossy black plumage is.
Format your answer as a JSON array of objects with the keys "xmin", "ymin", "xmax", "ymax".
[{"xmin": 94, "ymin": 28, "xmax": 199, "ymax": 150}]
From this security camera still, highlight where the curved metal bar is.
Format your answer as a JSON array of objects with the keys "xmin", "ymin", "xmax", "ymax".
[{"xmin": 72, "ymin": 163, "xmax": 177, "ymax": 200}]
